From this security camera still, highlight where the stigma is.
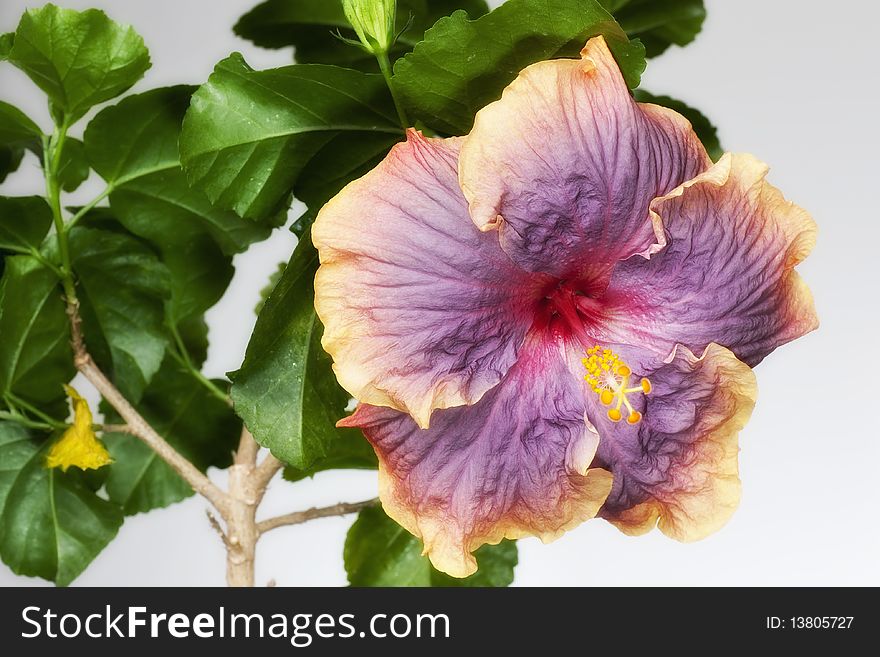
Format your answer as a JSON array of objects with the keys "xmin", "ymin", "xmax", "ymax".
[{"xmin": 582, "ymin": 346, "xmax": 651, "ymax": 424}]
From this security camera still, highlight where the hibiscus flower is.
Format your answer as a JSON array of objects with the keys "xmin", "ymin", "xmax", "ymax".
[{"xmin": 312, "ymin": 37, "xmax": 817, "ymax": 577}]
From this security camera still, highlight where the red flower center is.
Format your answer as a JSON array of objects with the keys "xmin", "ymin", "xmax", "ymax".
[{"xmin": 533, "ymin": 275, "xmax": 611, "ymax": 343}]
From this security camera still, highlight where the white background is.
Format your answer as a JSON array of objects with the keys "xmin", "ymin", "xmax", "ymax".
[{"xmin": 1, "ymin": 0, "xmax": 877, "ymax": 586}]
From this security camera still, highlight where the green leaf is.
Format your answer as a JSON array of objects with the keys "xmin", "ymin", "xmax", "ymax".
[
  {"xmin": 157, "ymin": 232, "xmax": 234, "ymax": 323},
  {"xmin": 104, "ymin": 356, "xmax": 241, "ymax": 515},
  {"xmin": 0, "ymin": 101, "xmax": 89, "ymax": 192},
  {"xmin": 104, "ymin": 432, "xmax": 190, "ymax": 516},
  {"xmin": 84, "ymin": 85, "xmax": 272, "ymax": 252},
  {"xmin": 0, "ymin": 422, "xmax": 123, "ymax": 585},
  {"xmin": 175, "ymin": 314, "xmax": 210, "ymax": 367},
  {"xmin": 0, "ymin": 102, "xmax": 88, "ymax": 187},
  {"xmin": 345, "ymin": 506, "xmax": 518, "ymax": 587},
  {"xmin": 292, "ymin": 129, "xmax": 402, "ymax": 220},
  {"xmin": 345, "ymin": 506, "xmax": 428, "ymax": 587},
  {"xmin": 0, "ymin": 100, "xmax": 42, "ymax": 150},
  {"xmin": 0, "ymin": 146, "xmax": 24, "ymax": 183},
  {"xmin": 287, "ymin": 126, "xmax": 411, "ymax": 235},
  {"xmin": 57, "ymin": 137, "xmax": 89, "ymax": 192},
  {"xmin": 84, "ymin": 86, "xmax": 272, "ymax": 321},
  {"xmin": 107, "ymin": 167, "xmax": 271, "ymax": 256},
  {"xmin": 633, "ymin": 89, "xmax": 722, "ymax": 160},
  {"xmin": 282, "ymin": 429, "xmax": 377, "ymax": 482},
  {"xmin": 83, "ymin": 85, "xmax": 189, "ymax": 186},
  {"xmin": 69, "ymin": 213, "xmax": 234, "ymax": 335},
  {"xmin": 255, "ymin": 261, "xmax": 286, "ymax": 315},
  {"xmin": 0, "ymin": 196, "xmax": 53, "ymax": 253},
  {"xmin": 70, "ymin": 208, "xmax": 223, "ymax": 362},
  {"xmin": 393, "ymin": 0, "xmax": 646, "ymax": 135},
  {"xmin": 0, "ymin": 32, "xmax": 13, "ymax": 60},
  {"xmin": 234, "ymin": 0, "xmax": 489, "ymax": 72},
  {"xmin": 6, "ymin": 4, "xmax": 150, "ymax": 123},
  {"xmin": 0, "ymin": 256, "xmax": 73, "ymax": 407},
  {"xmin": 69, "ymin": 227, "xmax": 170, "ymax": 401},
  {"xmin": 230, "ymin": 234, "xmax": 353, "ymax": 468},
  {"xmin": 252, "ymin": 253, "xmax": 373, "ymax": 476},
  {"xmin": 0, "ymin": 102, "xmax": 40, "ymax": 182},
  {"xmin": 600, "ymin": 0, "xmax": 705, "ymax": 58},
  {"xmin": 179, "ymin": 54, "xmax": 402, "ymax": 222}
]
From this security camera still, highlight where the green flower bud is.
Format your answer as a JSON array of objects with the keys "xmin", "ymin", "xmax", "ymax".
[{"xmin": 342, "ymin": 0, "xmax": 397, "ymax": 55}]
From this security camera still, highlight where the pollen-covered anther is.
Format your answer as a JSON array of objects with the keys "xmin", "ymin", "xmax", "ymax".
[{"xmin": 581, "ymin": 345, "xmax": 651, "ymax": 424}]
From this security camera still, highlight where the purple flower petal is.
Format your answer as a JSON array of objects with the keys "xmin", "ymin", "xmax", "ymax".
[
  {"xmin": 458, "ymin": 36, "xmax": 710, "ymax": 279},
  {"xmin": 339, "ymin": 335, "xmax": 612, "ymax": 577},
  {"xmin": 607, "ymin": 153, "xmax": 818, "ymax": 366},
  {"xmin": 313, "ymin": 131, "xmax": 544, "ymax": 428},
  {"xmin": 583, "ymin": 343, "xmax": 757, "ymax": 541}
]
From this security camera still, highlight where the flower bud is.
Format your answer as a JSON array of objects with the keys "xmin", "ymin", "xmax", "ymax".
[{"xmin": 342, "ymin": 0, "xmax": 396, "ymax": 55}]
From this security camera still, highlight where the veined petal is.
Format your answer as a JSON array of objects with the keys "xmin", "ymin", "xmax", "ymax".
[
  {"xmin": 608, "ymin": 153, "xmax": 818, "ymax": 366},
  {"xmin": 459, "ymin": 36, "xmax": 710, "ymax": 279},
  {"xmin": 313, "ymin": 130, "xmax": 540, "ymax": 428},
  {"xmin": 583, "ymin": 343, "xmax": 757, "ymax": 541},
  {"xmin": 340, "ymin": 336, "xmax": 612, "ymax": 577}
]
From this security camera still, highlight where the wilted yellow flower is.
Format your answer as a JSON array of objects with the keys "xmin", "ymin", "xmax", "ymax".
[{"xmin": 46, "ymin": 385, "xmax": 112, "ymax": 472}]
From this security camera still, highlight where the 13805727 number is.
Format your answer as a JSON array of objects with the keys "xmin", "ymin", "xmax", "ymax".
[{"xmin": 790, "ymin": 617, "xmax": 854, "ymax": 629}]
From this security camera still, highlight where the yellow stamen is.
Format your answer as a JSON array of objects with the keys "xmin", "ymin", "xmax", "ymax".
[{"xmin": 581, "ymin": 345, "xmax": 651, "ymax": 425}]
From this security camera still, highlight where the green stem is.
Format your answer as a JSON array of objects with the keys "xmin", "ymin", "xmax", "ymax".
[
  {"xmin": 172, "ymin": 350, "xmax": 231, "ymax": 405},
  {"xmin": 3, "ymin": 396, "xmax": 20, "ymax": 415},
  {"xmin": 65, "ymin": 184, "xmax": 114, "ymax": 232},
  {"xmin": 43, "ymin": 118, "xmax": 76, "ymax": 302},
  {"xmin": 0, "ymin": 410, "xmax": 58, "ymax": 431},
  {"xmin": 4, "ymin": 394, "xmax": 66, "ymax": 429},
  {"xmin": 29, "ymin": 247, "xmax": 65, "ymax": 277},
  {"xmin": 1, "ymin": 244, "xmax": 63, "ymax": 276},
  {"xmin": 168, "ymin": 324, "xmax": 231, "ymax": 404},
  {"xmin": 376, "ymin": 50, "xmax": 409, "ymax": 130}
]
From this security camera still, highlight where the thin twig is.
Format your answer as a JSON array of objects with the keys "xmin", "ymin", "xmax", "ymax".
[
  {"xmin": 206, "ymin": 510, "xmax": 232, "ymax": 548},
  {"xmin": 235, "ymin": 425, "xmax": 260, "ymax": 468},
  {"xmin": 97, "ymin": 423, "xmax": 134, "ymax": 435},
  {"xmin": 66, "ymin": 299, "xmax": 230, "ymax": 514},
  {"xmin": 253, "ymin": 451, "xmax": 284, "ymax": 491},
  {"xmin": 257, "ymin": 498, "xmax": 378, "ymax": 535}
]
